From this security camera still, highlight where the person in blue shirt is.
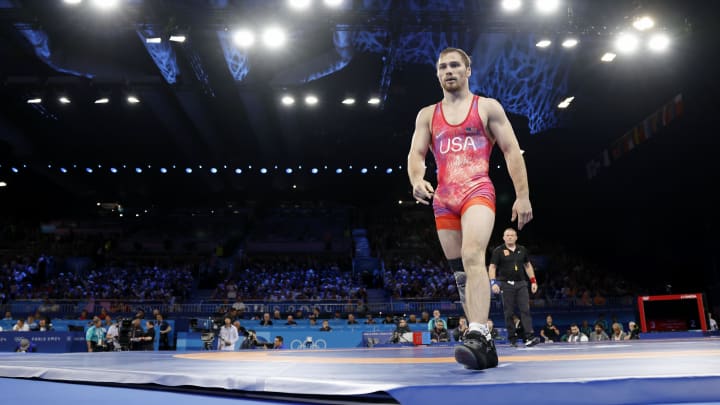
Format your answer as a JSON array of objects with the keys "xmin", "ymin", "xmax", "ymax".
[{"xmin": 85, "ymin": 317, "xmax": 107, "ymax": 352}]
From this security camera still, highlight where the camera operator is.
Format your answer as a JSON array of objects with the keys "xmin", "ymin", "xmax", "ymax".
[
  {"xmin": 105, "ymin": 319, "xmax": 121, "ymax": 351},
  {"xmin": 129, "ymin": 318, "xmax": 147, "ymax": 351},
  {"xmin": 240, "ymin": 329, "xmax": 259, "ymax": 350},
  {"xmin": 86, "ymin": 317, "xmax": 107, "ymax": 352},
  {"xmin": 218, "ymin": 316, "xmax": 239, "ymax": 351},
  {"xmin": 391, "ymin": 318, "xmax": 412, "ymax": 344}
]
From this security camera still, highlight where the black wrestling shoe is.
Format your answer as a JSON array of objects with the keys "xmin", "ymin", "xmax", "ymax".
[
  {"xmin": 454, "ymin": 330, "xmax": 498, "ymax": 370},
  {"xmin": 524, "ymin": 334, "xmax": 541, "ymax": 347},
  {"xmin": 509, "ymin": 337, "xmax": 518, "ymax": 347}
]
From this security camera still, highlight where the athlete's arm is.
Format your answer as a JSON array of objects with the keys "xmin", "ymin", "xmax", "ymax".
[
  {"xmin": 408, "ymin": 106, "xmax": 435, "ymax": 205},
  {"xmin": 486, "ymin": 98, "xmax": 533, "ymax": 229}
]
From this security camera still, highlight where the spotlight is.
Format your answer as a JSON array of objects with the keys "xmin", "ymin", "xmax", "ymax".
[
  {"xmin": 336, "ymin": 168, "xmax": 343, "ymax": 174},
  {"xmin": 367, "ymin": 97, "xmax": 381, "ymax": 105},
  {"xmin": 210, "ymin": 167, "xmax": 218, "ymax": 174},
  {"xmin": 85, "ymin": 168, "xmax": 93, "ymax": 173},
  {"xmin": 259, "ymin": 168, "xmax": 268, "ymax": 174},
  {"xmin": 169, "ymin": 35, "xmax": 186, "ymax": 43},
  {"xmin": 535, "ymin": 0, "xmax": 559, "ymax": 14},
  {"xmin": 110, "ymin": 167, "xmax": 118, "ymax": 173},
  {"xmin": 324, "ymin": 0, "xmax": 343, "ymax": 7},
  {"xmin": 600, "ymin": 52, "xmax": 617, "ymax": 62},
  {"xmin": 0, "ymin": 182, "xmax": 6, "ymax": 187},
  {"xmin": 632, "ymin": 16, "xmax": 655, "ymax": 31},
  {"xmin": 501, "ymin": 0, "xmax": 522, "ymax": 12},
  {"xmin": 135, "ymin": 167, "xmax": 142, "ymax": 173},
  {"xmin": 285, "ymin": 168, "xmax": 293, "ymax": 174},
  {"xmin": 360, "ymin": 168, "xmax": 368, "ymax": 174},
  {"xmin": 145, "ymin": 37, "xmax": 162, "ymax": 44},
  {"xmin": 615, "ymin": 32, "xmax": 639, "ymax": 54},
  {"xmin": 11, "ymin": 167, "xmax": 18, "ymax": 173},
  {"xmin": 58, "ymin": 96, "xmax": 71, "ymax": 104},
  {"xmin": 185, "ymin": 168, "xmax": 193, "ymax": 173},
  {"xmin": 235, "ymin": 168, "xmax": 242, "ymax": 174},
  {"xmin": 127, "ymin": 96, "xmax": 140, "ymax": 104},
  {"xmin": 341, "ymin": 97, "xmax": 356, "ymax": 105},
  {"xmin": 311, "ymin": 168, "xmax": 319, "ymax": 174},
  {"xmin": 63, "ymin": 0, "xmax": 83, "ymax": 5},
  {"xmin": 94, "ymin": 97, "xmax": 110, "ymax": 104},
  {"xmin": 648, "ymin": 33, "xmax": 670, "ymax": 52},
  {"xmin": 91, "ymin": 0, "xmax": 118, "ymax": 10},
  {"xmin": 288, "ymin": 0, "xmax": 312, "ymax": 10},
  {"xmin": 160, "ymin": 167, "xmax": 168, "ymax": 174},
  {"xmin": 535, "ymin": 39, "xmax": 552, "ymax": 48},
  {"xmin": 281, "ymin": 95, "xmax": 295, "ymax": 106},
  {"xmin": 557, "ymin": 96, "xmax": 574, "ymax": 109},
  {"xmin": 233, "ymin": 29, "xmax": 255, "ymax": 48},
  {"xmin": 26, "ymin": 97, "xmax": 42, "ymax": 104},
  {"xmin": 262, "ymin": 27, "xmax": 286, "ymax": 49},
  {"xmin": 561, "ymin": 38, "xmax": 578, "ymax": 48},
  {"xmin": 60, "ymin": 167, "xmax": 68, "ymax": 173},
  {"xmin": 386, "ymin": 168, "xmax": 393, "ymax": 174},
  {"xmin": 305, "ymin": 95, "xmax": 319, "ymax": 105}
]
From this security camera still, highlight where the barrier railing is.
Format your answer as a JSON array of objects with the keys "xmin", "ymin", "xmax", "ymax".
[{"xmin": 4, "ymin": 296, "xmax": 635, "ymax": 318}]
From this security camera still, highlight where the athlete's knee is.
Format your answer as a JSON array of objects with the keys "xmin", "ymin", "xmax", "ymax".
[{"xmin": 461, "ymin": 247, "xmax": 486, "ymax": 269}]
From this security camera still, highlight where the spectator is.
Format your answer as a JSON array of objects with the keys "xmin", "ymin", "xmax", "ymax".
[
  {"xmin": 259, "ymin": 312, "xmax": 273, "ymax": 326},
  {"xmin": 567, "ymin": 323, "xmax": 589, "ymax": 342},
  {"xmin": 37, "ymin": 318, "xmax": 53, "ymax": 332},
  {"xmin": 364, "ymin": 314, "xmax": 376, "ymax": 324},
  {"xmin": 541, "ymin": 315, "xmax": 561, "ymax": 343},
  {"xmin": 580, "ymin": 320, "xmax": 593, "ymax": 337},
  {"xmin": 347, "ymin": 314, "xmax": 359, "ymax": 325},
  {"xmin": 588, "ymin": 323, "xmax": 609, "ymax": 341},
  {"xmin": 453, "ymin": 316, "xmax": 469, "ymax": 342},
  {"xmin": 427, "ymin": 309, "xmax": 447, "ymax": 332},
  {"xmin": 13, "ymin": 319, "xmax": 30, "ymax": 331},
  {"xmin": 430, "ymin": 319, "xmax": 450, "ymax": 343},
  {"xmin": 610, "ymin": 322, "xmax": 627, "ymax": 341},
  {"xmin": 3, "ymin": 311, "xmax": 12, "ymax": 320},
  {"xmin": 285, "ymin": 315, "xmax": 297, "ymax": 326},
  {"xmin": 381, "ymin": 314, "xmax": 395, "ymax": 324},
  {"xmin": 319, "ymin": 320, "xmax": 332, "ymax": 332},
  {"xmin": 626, "ymin": 321, "xmax": 640, "ymax": 340}
]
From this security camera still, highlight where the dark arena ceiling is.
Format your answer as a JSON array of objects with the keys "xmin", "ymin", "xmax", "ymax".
[{"xmin": 0, "ymin": 0, "xmax": 717, "ymax": 214}]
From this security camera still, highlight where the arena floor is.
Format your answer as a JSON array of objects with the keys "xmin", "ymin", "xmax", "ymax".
[{"xmin": 1, "ymin": 338, "xmax": 719, "ymax": 404}]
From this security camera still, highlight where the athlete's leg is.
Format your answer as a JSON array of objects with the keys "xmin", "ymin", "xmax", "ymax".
[
  {"xmin": 436, "ymin": 218, "xmax": 466, "ymax": 314},
  {"xmin": 453, "ymin": 204, "xmax": 497, "ymax": 370},
  {"xmin": 459, "ymin": 204, "xmax": 495, "ymax": 326}
]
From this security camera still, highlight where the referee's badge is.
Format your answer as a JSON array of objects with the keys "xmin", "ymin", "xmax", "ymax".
[{"xmin": 503, "ymin": 250, "xmax": 510, "ymax": 256}]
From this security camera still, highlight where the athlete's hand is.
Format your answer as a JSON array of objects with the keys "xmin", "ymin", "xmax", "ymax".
[
  {"xmin": 530, "ymin": 283, "xmax": 538, "ymax": 294},
  {"xmin": 491, "ymin": 284, "xmax": 501, "ymax": 294},
  {"xmin": 511, "ymin": 197, "xmax": 533, "ymax": 230},
  {"xmin": 412, "ymin": 180, "xmax": 435, "ymax": 205}
]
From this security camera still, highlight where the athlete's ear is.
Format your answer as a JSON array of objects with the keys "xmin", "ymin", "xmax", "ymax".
[{"xmin": 467, "ymin": 66, "xmax": 471, "ymax": 78}]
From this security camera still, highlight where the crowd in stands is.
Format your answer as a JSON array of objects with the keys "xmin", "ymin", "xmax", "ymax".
[
  {"xmin": 209, "ymin": 256, "xmax": 360, "ymax": 302},
  {"xmin": 1, "ymin": 254, "xmax": 193, "ymax": 302}
]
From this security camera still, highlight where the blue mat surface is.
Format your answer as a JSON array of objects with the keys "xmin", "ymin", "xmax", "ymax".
[{"xmin": 1, "ymin": 338, "xmax": 719, "ymax": 404}]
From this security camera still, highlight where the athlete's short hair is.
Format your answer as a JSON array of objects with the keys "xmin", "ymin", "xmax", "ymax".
[{"xmin": 438, "ymin": 47, "xmax": 471, "ymax": 68}]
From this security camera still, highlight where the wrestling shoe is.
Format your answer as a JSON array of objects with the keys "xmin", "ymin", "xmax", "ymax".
[
  {"xmin": 524, "ymin": 334, "xmax": 541, "ymax": 347},
  {"xmin": 454, "ymin": 330, "xmax": 498, "ymax": 370}
]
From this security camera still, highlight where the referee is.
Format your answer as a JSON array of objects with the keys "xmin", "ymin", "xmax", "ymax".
[{"xmin": 488, "ymin": 227, "xmax": 540, "ymax": 347}]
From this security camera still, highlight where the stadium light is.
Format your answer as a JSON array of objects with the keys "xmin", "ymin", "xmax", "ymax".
[
  {"xmin": 535, "ymin": 0, "xmax": 559, "ymax": 14},
  {"xmin": 648, "ymin": 33, "xmax": 670, "ymax": 53},
  {"xmin": 536, "ymin": 39, "xmax": 552, "ymax": 48},
  {"xmin": 633, "ymin": 16, "xmax": 655, "ymax": 31},
  {"xmin": 561, "ymin": 38, "xmax": 578, "ymax": 48},
  {"xmin": 262, "ymin": 27, "xmax": 286, "ymax": 49},
  {"xmin": 233, "ymin": 29, "xmax": 255, "ymax": 48},
  {"xmin": 501, "ymin": 0, "xmax": 522, "ymax": 12},
  {"xmin": 615, "ymin": 32, "xmax": 639, "ymax": 54},
  {"xmin": 288, "ymin": 0, "xmax": 312, "ymax": 10},
  {"xmin": 601, "ymin": 52, "xmax": 617, "ymax": 62},
  {"xmin": 281, "ymin": 95, "xmax": 295, "ymax": 106}
]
